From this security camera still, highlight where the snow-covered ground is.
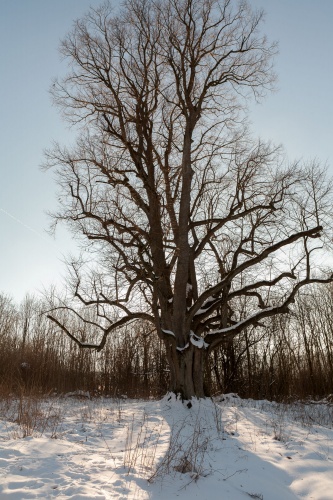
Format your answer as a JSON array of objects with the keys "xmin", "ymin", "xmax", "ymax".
[{"xmin": 0, "ymin": 393, "xmax": 332, "ymax": 499}]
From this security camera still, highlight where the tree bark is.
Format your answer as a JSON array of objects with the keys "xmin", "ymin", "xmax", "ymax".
[{"xmin": 164, "ymin": 340, "xmax": 206, "ymax": 400}]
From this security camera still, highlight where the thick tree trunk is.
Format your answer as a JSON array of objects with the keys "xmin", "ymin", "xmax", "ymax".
[{"xmin": 164, "ymin": 341, "xmax": 206, "ymax": 400}]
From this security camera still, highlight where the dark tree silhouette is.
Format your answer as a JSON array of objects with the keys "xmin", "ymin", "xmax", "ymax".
[{"xmin": 45, "ymin": 0, "xmax": 333, "ymax": 399}]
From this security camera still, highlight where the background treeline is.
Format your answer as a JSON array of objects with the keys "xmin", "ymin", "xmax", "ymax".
[{"xmin": 1, "ymin": 284, "xmax": 333, "ymax": 401}]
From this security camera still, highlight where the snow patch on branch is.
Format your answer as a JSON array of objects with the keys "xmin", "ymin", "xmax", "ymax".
[
  {"xmin": 194, "ymin": 296, "xmax": 215, "ymax": 316},
  {"xmin": 176, "ymin": 343, "xmax": 189, "ymax": 352},
  {"xmin": 162, "ymin": 329, "xmax": 176, "ymax": 338},
  {"xmin": 162, "ymin": 329, "xmax": 208, "ymax": 350},
  {"xmin": 176, "ymin": 333, "xmax": 208, "ymax": 351},
  {"xmin": 190, "ymin": 331, "xmax": 209, "ymax": 349},
  {"xmin": 206, "ymin": 307, "xmax": 275, "ymax": 336}
]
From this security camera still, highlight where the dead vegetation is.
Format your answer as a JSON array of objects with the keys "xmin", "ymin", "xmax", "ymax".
[{"xmin": 1, "ymin": 284, "xmax": 333, "ymax": 401}]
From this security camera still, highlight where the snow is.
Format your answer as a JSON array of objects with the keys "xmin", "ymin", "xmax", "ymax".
[
  {"xmin": 189, "ymin": 331, "xmax": 209, "ymax": 349},
  {"xmin": 162, "ymin": 330, "xmax": 208, "ymax": 350},
  {"xmin": 176, "ymin": 342, "xmax": 189, "ymax": 352},
  {"xmin": 161, "ymin": 329, "xmax": 175, "ymax": 338},
  {"xmin": 206, "ymin": 307, "xmax": 275, "ymax": 336},
  {"xmin": 0, "ymin": 394, "xmax": 332, "ymax": 499},
  {"xmin": 64, "ymin": 390, "xmax": 90, "ymax": 399},
  {"xmin": 194, "ymin": 296, "xmax": 214, "ymax": 316}
]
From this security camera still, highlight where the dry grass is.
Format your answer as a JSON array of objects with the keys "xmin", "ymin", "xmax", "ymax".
[{"xmin": 0, "ymin": 392, "xmax": 61, "ymax": 439}]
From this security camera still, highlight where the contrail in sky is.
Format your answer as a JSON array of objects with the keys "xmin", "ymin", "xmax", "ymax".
[{"xmin": 0, "ymin": 207, "xmax": 60, "ymax": 251}]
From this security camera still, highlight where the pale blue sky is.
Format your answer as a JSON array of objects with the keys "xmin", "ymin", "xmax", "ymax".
[{"xmin": 0, "ymin": 0, "xmax": 332, "ymax": 303}]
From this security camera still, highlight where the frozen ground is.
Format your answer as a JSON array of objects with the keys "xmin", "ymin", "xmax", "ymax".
[{"xmin": 0, "ymin": 393, "xmax": 332, "ymax": 499}]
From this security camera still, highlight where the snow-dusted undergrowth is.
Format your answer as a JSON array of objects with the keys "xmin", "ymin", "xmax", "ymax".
[{"xmin": 0, "ymin": 393, "xmax": 332, "ymax": 499}]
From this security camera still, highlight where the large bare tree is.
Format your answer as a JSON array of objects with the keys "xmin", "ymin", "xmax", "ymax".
[{"xmin": 45, "ymin": 0, "xmax": 333, "ymax": 399}]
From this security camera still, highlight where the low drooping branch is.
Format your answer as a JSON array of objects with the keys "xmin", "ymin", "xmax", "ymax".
[
  {"xmin": 204, "ymin": 275, "xmax": 333, "ymax": 352},
  {"xmin": 47, "ymin": 311, "xmax": 154, "ymax": 352}
]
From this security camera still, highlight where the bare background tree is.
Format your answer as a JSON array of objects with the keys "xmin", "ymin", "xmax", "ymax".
[
  {"xmin": 44, "ymin": 0, "xmax": 333, "ymax": 399},
  {"xmin": 2, "ymin": 286, "xmax": 333, "ymax": 401}
]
